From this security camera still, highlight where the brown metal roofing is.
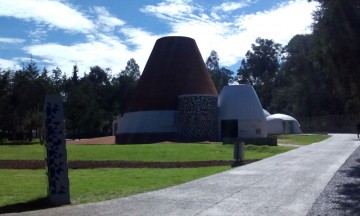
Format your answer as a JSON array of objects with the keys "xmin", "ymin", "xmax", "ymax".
[{"xmin": 126, "ymin": 36, "xmax": 218, "ymax": 112}]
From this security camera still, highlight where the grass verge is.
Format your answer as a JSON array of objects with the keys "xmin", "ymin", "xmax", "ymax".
[
  {"xmin": 0, "ymin": 167, "xmax": 229, "ymax": 210},
  {"xmin": 244, "ymin": 145, "xmax": 295, "ymax": 159},
  {"xmin": 277, "ymin": 134, "xmax": 331, "ymax": 145},
  {"xmin": 0, "ymin": 169, "xmax": 47, "ymax": 209},
  {"xmin": 0, "ymin": 143, "xmax": 294, "ymax": 161}
]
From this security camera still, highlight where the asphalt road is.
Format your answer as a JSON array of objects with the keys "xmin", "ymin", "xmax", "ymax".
[{"xmin": 5, "ymin": 134, "xmax": 360, "ymax": 216}]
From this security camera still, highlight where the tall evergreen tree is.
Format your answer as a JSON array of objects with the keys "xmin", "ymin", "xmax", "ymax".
[
  {"xmin": 114, "ymin": 58, "xmax": 141, "ymax": 115},
  {"xmin": 273, "ymin": 34, "xmax": 334, "ymax": 116},
  {"xmin": 71, "ymin": 64, "xmax": 79, "ymax": 85},
  {"xmin": 121, "ymin": 58, "xmax": 140, "ymax": 79},
  {"xmin": 51, "ymin": 67, "xmax": 64, "ymax": 94},
  {"xmin": 9, "ymin": 60, "xmax": 48, "ymax": 141},
  {"xmin": 0, "ymin": 69, "xmax": 13, "ymax": 141},
  {"xmin": 206, "ymin": 50, "xmax": 233, "ymax": 93},
  {"xmin": 88, "ymin": 66, "xmax": 111, "ymax": 85},
  {"xmin": 311, "ymin": 0, "xmax": 360, "ymax": 113}
]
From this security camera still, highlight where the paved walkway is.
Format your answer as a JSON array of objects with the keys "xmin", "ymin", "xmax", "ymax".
[
  {"xmin": 7, "ymin": 134, "xmax": 360, "ymax": 216},
  {"xmin": 308, "ymin": 138, "xmax": 360, "ymax": 216}
]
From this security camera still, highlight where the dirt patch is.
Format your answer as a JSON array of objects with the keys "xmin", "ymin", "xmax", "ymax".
[
  {"xmin": 67, "ymin": 136, "xmax": 115, "ymax": 145},
  {"xmin": 0, "ymin": 159, "xmax": 260, "ymax": 169},
  {"xmin": 0, "ymin": 160, "xmax": 45, "ymax": 169}
]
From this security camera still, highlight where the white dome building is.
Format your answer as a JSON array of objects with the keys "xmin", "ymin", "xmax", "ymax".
[
  {"xmin": 263, "ymin": 109, "xmax": 271, "ymax": 117},
  {"xmin": 266, "ymin": 114, "xmax": 302, "ymax": 135},
  {"xmin": 218, "ymin": 85, "xmax": 268, "ymax": 139}
]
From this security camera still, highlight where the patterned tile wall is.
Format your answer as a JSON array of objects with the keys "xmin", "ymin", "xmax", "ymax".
[{"xmin": 178, "ymin": 95, "xmax": 218, "ymax": 141}]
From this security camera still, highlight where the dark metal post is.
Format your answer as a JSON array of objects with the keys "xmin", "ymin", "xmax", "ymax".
[
  {"xmin": 44, "ymin": 95, "xmax": 70, "ymax": 205},
  {"xmin": 232, "ymin": 138, "xmax": 244, "ymax": 167}
]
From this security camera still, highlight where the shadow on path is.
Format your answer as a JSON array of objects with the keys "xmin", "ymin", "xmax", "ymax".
[
  {"xmin": 308, "ymin": 146, "xmax": 360, "ymax": 216},
  {"xmin": 0, "ymin": 197, "xmax": 58, "ymax": 214},
  {"xmin": 334, "ymin": 159, "xmax": 360, "ymax": 215}
]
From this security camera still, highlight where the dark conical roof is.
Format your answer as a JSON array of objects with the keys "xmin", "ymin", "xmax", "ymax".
[{"xmin": 126, "ymin": 36, "xmax": 218, "ymax": 112}]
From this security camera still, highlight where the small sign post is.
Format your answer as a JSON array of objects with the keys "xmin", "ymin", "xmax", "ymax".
[{"xmin": 232, "ymin": 138, "xmax": 244, "ymax": 167}]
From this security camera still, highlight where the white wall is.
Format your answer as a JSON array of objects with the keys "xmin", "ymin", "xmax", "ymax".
[
  {"xmin": 116, "ymin": 110, "xmax": 178, "ymax": 134},
  {"xmin": 267, "ymin": 118, "xmax": 284, "ymax": 135},
  {"xmin": 266, "ymin": 114, "xmax": 302, "ymax": 134}
]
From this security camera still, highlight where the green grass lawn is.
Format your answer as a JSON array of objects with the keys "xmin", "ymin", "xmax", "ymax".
[
  {"xmin": 0, "ymin": 169, "xmax": 47, "ymax": 208},
  {"xmin": 1, "ymin": 133, "xmax": 329, "ymax": 161},
  {"xmin": 0, "ymin": 167, "xmax": 229, "ymax": 208},
  {"xmin": 0, "ymin": 143, "xmax": 294, "ymax": 161},
  {"xmin": 277, "ymin": 134, "xmax": 331, "ymax": 145},
  {"xmin": 69, "ymin": 167, "xmax": 229, "ymax": 204}
]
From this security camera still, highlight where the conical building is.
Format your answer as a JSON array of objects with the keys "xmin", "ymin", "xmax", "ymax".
[
  {"xmin": 218, "ymin": 85, "xmax": 268, "ymax": 139},
  {"xmin": 115, "ymin": 36, "xmax": 218, "ymax": 144}
]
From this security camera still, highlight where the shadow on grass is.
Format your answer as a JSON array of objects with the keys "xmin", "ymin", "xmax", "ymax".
[{"xmin": 0, "ymin": 197, "xmax": 59, "ymax": 214}]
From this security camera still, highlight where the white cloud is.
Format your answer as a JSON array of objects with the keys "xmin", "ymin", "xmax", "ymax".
[
  {"xmin": 23, "ymin": 29, "xmax": 157, "ymax": 76},
  {"xmin": 25, "ymin": 41, "xmax": 125, "ymax": 75},
  {"xmin": 120, "ymin": 27, "xmax": 161, "ymax": 67},
  {"xmin": 236, "ymin": 0, "xmax": 317, "ymax": 45},
  {"xmin": 214, "ymin": 1, "xmax": 253, "ymax": 12},
  {"xmin": 92, "ymin": 6, "xmax": 126, "ymax": 33},
  {"xmin": 141, "ymin": 0, "xmax": 318, "ymax": 69},
  {"xmin": 140, "ymin": 0, "xmax": 196, "ymax": 21},
  {"xmin": 0, "ymin": 58, "xmax": 21, "ymax": 69},
  {"xmin": 28, "ymin": 25, "xmax": 48, "ymax": 44},
  {"xmin": 0, "ymin": 37, "xmax": 25, "ymax": 44},
  {"xmin": 0, "ymin": 0, "xmax": 94, "ymax": 33}
]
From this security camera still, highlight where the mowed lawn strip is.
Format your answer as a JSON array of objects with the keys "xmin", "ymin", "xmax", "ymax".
[
  {"xmin": 0, "ymin": 144, "xmax": 45, "ymax": 160},
  {"xmin": 0, "ymin": 169, "xmax": 47, "ymax": 208},
  {"xmin": 3, "ymin": 133, "xmax": 330, "ymax": 161},
  {"xmin": 0, "ymin": 143, "xmax": 294, "ymax": 161},
  {"xmin": 277, "ymin": 134, "xmax": 331, "ymax": 145},
  {"xmin": 68, "ymin": 167, "xmax": 229, "ymax": 204},
  {"xmin": 0, "ymin": 167, "xmax": 229, "ymax": 207}
]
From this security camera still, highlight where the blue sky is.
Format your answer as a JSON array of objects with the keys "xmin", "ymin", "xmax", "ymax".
[{"xmin": 0, "ymin": 0, "xmax": 318, "ymax": 76}]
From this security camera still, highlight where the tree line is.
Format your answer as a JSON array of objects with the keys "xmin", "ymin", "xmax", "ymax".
[{"xmin": 0, "ymin": 58, "xmax": 140, "ymax": 141}]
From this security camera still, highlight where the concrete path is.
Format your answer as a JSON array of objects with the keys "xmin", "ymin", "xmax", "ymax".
[
  {"xmin": 308, "ymin": 139, "xmax": 360, "ymax": 216},
  {"xmin": 7, "ymin": 134, "xmax": 360, "ymax": 216}
]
